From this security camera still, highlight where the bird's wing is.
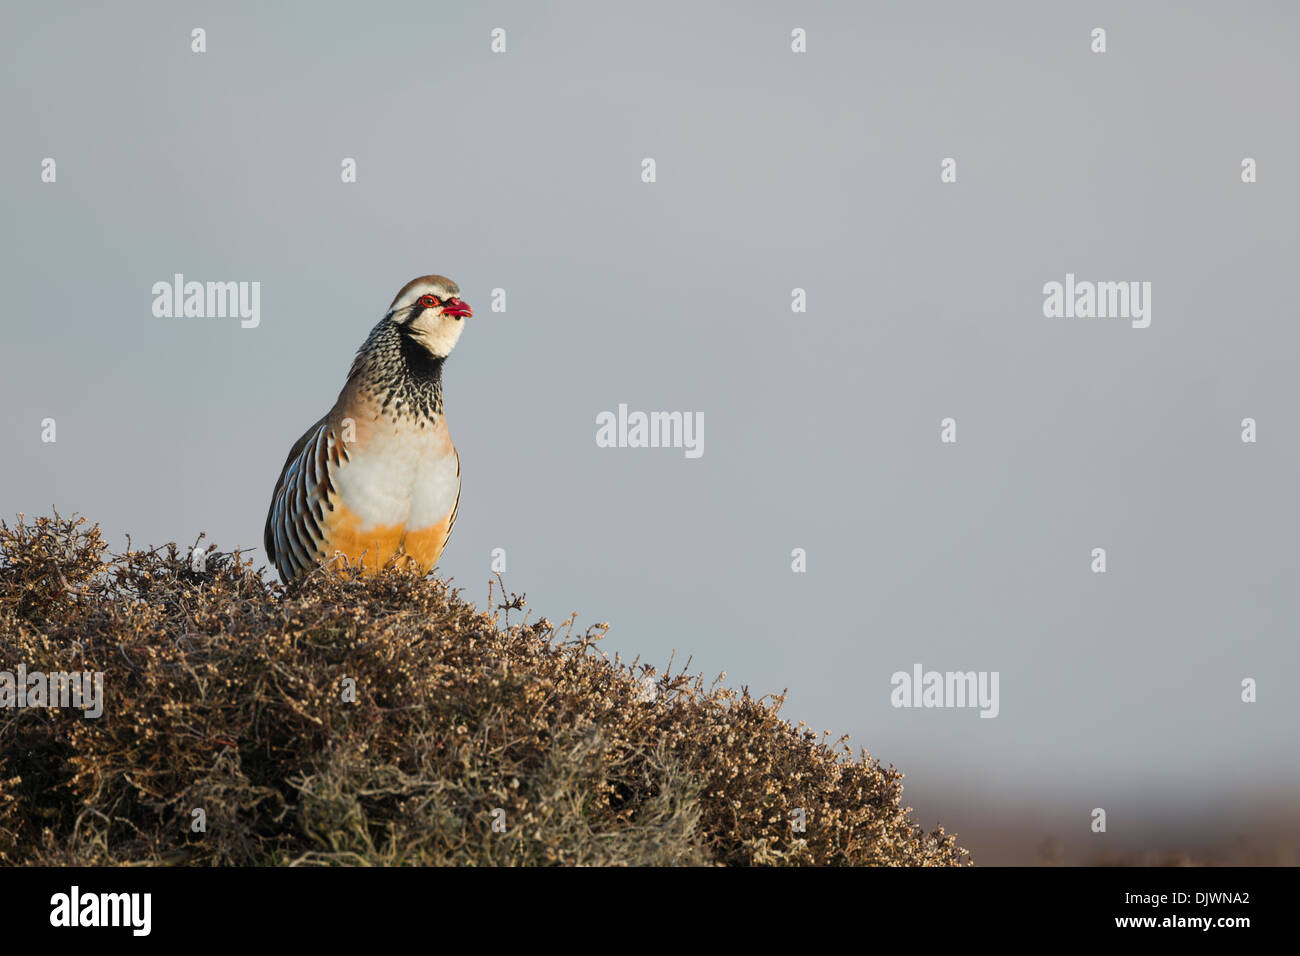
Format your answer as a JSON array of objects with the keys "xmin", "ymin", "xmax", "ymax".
[
  {"xmin": 263, "ymin": 415, "xmax": 350, "ymax": 582},
  {"xmin": 446, "ymin": 445, "xmax": 461, "ymax": 541}
]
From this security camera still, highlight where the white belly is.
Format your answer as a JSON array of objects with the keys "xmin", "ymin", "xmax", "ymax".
[{"xmin": 335, "ymin": 418, "xmax": 459, "ymax": 531}]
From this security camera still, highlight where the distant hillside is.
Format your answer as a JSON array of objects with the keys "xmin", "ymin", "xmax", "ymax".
[{"xmin": 0, "ymin": 512, "xmax": 966, "ymax": 866}]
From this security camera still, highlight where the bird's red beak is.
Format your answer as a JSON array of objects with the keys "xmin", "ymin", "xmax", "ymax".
[{"xmin": 442, "ymin": 297, "xmax": 472, "ymax": 318}]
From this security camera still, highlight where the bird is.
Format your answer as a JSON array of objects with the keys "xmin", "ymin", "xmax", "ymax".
[{"xmin": 264, "ymin": 275, "xmax": 473, "ymax": 584}]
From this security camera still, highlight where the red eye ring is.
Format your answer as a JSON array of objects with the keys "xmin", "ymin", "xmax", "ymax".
[{"xmin": 418, "ymin": 294, "xmax": 441, "ymax": 308}]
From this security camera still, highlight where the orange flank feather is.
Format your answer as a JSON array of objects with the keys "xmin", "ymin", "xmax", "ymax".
[
  {"xmin": 319, "ymin": 502, "xmax": 455, "ymax": 577},
  {"xmin": 398, "ymin": 512, "xmax": 456, "ymax": 572}
]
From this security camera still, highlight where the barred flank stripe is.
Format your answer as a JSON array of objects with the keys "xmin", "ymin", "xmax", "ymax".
[{"xmin": 264, "ymin": 417, "xmax": 344, "ymax": 583}]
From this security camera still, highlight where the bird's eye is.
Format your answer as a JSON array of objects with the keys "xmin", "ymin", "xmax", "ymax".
[{"xmin": 418, "ymin": 294, "xmax": 441, "ymax": 308}]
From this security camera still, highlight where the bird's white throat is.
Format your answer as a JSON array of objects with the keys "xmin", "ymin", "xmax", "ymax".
[{"xmin": 404, "ymin": 310, "xmax": 465, "ymax": 358}]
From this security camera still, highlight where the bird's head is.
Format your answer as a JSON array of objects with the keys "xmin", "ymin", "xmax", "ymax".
[{"xmin": 386, "ymin": 275, "xmax": 473, "ymax": 358}]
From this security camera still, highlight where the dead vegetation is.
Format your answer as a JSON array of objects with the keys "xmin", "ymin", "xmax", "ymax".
[{"xmin": 0, "ymin": 512, "xmax": 966, "ymax": 866}]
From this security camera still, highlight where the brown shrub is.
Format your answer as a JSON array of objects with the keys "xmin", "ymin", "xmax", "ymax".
[{"xmin": 0, "ymin": 512, "xmax": 967, "ymax": 866}]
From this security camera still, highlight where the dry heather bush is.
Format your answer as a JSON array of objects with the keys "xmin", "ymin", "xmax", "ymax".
[{"xmin": 0, "ymin": 512, "xmax": 967, "ymax": 866}]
